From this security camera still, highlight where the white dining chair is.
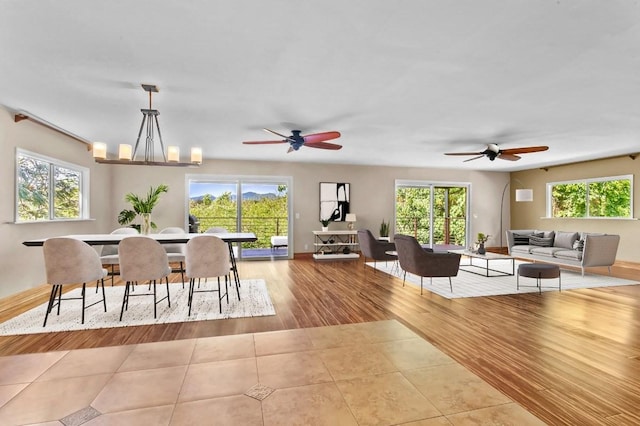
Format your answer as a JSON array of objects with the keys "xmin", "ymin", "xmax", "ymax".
[
  {"xmin": 43, "ymin": 238, "xmax": 108, "ymax": 326},
  {"xmin": 159, "ymin": 226, "xmax": 186, "ymax": 287},
  {"xmin": 118, "ymin": 236, "xmax": 172, "ymax": 320},
  {"xmin": 186, "ymin": 235, "xmax": 230, "ymax": 315},
  {"xmin": 100, "ymin": 227, "xmax": 139, "ymax": 285}
]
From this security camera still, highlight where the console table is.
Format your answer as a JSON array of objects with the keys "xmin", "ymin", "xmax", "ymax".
[{"xmin": 312, "ymin": 230, "xmax": 359, "ymax": 260}]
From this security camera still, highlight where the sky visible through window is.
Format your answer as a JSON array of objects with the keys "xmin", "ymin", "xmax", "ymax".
[{"xmin": 189, "ymin": 182, "xmax": 281, "ymax": 198}]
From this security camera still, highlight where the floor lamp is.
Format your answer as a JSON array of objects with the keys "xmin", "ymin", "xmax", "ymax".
[{"xmin": 499, "ymin": 182, "xmax": 533, "ymax": 249}]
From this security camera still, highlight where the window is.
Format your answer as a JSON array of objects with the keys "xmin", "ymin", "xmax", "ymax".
[
  {"xmin": 16, "ymin": 149, "xmax": 90, "ymax": 222},
  {"xmin": 547, "ymin": 175, "xmax": 633, "ymax": 219}
]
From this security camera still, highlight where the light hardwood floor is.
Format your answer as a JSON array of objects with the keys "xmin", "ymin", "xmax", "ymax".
[{"xmin": 1, "ymin": 256, "xmax": 639, "ymax": 425}]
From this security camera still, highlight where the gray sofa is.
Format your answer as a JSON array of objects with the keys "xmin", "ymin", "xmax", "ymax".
[{"xmin": 506, "ymin": 229, "xmax": 620, "ymax": 276}]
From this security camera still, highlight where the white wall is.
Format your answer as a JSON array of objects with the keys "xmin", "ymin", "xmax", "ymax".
[
  {"xmin": 0, "ymin": 105, "xmax": 509, "ymax": 298},
  {"xmin": 0, "ymin": 107, "xmax": 111, "ymax": 298}
]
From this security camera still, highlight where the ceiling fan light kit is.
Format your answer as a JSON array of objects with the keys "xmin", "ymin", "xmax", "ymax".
[{"xmin": 93, "ymin": 84, "xmax": 202, "ymax": 167}]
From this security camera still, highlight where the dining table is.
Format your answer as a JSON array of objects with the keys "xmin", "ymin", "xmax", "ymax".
[{"xmin": 23, "ymin": 232, "xmax": 258, "ymax": 290}]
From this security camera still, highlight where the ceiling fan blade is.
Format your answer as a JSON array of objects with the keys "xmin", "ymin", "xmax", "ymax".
[
  {"xmin": 500, "ymin": 146, "xmax": 549, "ymax": 155},
  {"xmin": 263, "ymin": 128, "xmax": 294, "ymax": 142},
  {"xmin": 303, "ymin": 141, "xmax": 343, "ymax": 150},
  {"xmin": 242, "ymin": 140, "xmax": 288, "ymax": 145},
  {"xmin": 498, "ymin": 153, "xmax": 521, "ymax": 161},
  {"xmin": 302, "ymin": 131, "xmax": 341, "ymax": 144},
  {"xmin": 444, "ymin": 151, "xmax": 484, "ymax": 156},
  {"xmin": 463, "ymin": 155, "xmax": 485, "ymax": 162}
]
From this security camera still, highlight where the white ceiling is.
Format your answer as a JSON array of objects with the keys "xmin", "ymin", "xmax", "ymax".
[{"xmin": 2, "ymin": 0, "xmax": 640, "ymax": 171}]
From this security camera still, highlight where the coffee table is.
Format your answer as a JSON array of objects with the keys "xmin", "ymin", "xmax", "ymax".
[{"xmin": 448, "ymin": 249, "xmax": 515, "ymax": 277}]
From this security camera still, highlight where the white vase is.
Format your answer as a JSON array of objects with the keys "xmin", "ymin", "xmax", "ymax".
[{"xmin": 322, "ymin": 226, "xmax": 328, "ymax": 232}]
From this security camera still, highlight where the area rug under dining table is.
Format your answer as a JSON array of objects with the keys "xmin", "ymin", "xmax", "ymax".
[
  {"xmin": 0, "ymin": 279, "xmax": 275, "ymax": 336},
  {"xmin": 367, "ymin": 260, "xmax": 639, "ymax": 299}
]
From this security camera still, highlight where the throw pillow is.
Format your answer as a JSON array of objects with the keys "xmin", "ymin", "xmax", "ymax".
[
  {"xmin": 529, "ymin": 235, "xmax": 554, "ymax": 247},
  {"xmin": 554, "ymin": 231, "xmax": 579, "ymax": 249},
  {"xmin": 514, "ymin": 232, "xmax": 541, "ymax": 245},
  {"xmin": 573, "ymin": 239, "xmax": 584, "ymax": 251}
]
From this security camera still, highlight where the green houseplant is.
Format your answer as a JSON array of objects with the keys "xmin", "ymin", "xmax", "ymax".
[
  {"xmin": 476, "ymin": 232, "xmax": 490, "ymax": 254},
  {"xmin": 117, "ymin": 184, "xmax": 169, "ymax": 234},
  {"xmin": 379, "ymin": 219, "xmax": 390, "ymax": 239},
  {"xmin": 320, "ymin": 219, "xmax": 330, "ymax": 231}
]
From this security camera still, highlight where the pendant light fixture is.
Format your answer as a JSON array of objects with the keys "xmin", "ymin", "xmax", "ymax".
[{"xmin": 93, "ymin": 84, "xmax": 202, "ymax": 166}]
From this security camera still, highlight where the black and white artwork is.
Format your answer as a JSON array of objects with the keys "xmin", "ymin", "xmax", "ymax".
[{"xmin": 320, "ymin": 182, "xmax": 350, "ymax": 222}]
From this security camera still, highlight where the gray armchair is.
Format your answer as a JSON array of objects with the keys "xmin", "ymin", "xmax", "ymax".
[
  {"xmin": 357, "ymin": 229, "xmax": 397, "ymax": 270},
  {"xmin": 393, "ymin": 234, "xmax": 461, "ymax": 294}
]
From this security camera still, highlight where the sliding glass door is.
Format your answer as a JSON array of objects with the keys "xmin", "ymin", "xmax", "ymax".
[
  {"xmin": 395, "ymin": 180, "xmax": 469, "ymax": 248},
  {"xmin": 188, "ymin": 175, "xmax": 292, "ymax": 259}
]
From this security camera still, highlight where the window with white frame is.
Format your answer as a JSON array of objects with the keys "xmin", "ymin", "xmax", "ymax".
[
  {"xmin": 16, "ymin": 149, "xmax": 90, "ymax": 222},
  {"xmin": 547, "ymin": 174, "xmax": 633, "ymax": 219}
]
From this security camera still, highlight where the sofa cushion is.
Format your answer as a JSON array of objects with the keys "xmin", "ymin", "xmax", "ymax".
[
  {"xmin": 529, "ymin": 247, "xmax": 564, "ymax": 257},
  {"xmin": 513, "ymin": 232, "xmax": 535, "ymax": 245},
  {"xmin": 534, "ymin": 230, "xmax": 556, "ymax": 239},
  {"xmin": 529, "ymin": 235, "xmax": 554, "ymax": 247},
  {"xmin": 554, "ymin": 231, "xmax": 579, "ymax": 249},
  {"xmin": 511, "ymin": 245, "xmax": 534, "ymax": 254},
  {"xmin": 554, "ymin": 249, "xmax": 583, "ymax": 261}
]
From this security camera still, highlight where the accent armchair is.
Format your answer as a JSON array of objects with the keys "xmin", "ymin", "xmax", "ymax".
[
  {"xmin": 393, "ymin": 234, "xmax": 461, "ymax": 294},
  {"xmin": 357, "ymin": 229, "xmax": 397, "ymax": 270}
]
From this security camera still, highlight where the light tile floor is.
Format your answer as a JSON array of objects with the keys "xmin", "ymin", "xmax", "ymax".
[{"xmin": 0, "ymin": 320, "xmax": 546, "ymax": 425}]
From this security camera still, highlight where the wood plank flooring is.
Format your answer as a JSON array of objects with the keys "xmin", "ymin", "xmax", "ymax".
[{"xmin": 1, "ymin": 256, "xmax": 639, "ymax": 425}]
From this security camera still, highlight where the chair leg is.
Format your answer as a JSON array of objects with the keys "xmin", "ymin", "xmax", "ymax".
[
  {"xmin": 43, "ymin": 285, "xmax": 58, "ymax": 327},
  {"xmin": 448, "ymin": 277, "xmax": 453, "ymax": 292},
  {"xmin": 225, "ymin": 275, "xmax": 229, "ymax": 304},
  {"xmin": 420, "ymin": 277, "xmax": 423, "ymax": 295},
  {"xmin": 402, "ymin": 271, "xmax": 406, "ymax": 287},
  {"xmin": 188, "ymin": 278, "xmax": 194, "ymax": 316},
  {"xmin": 153, "ymin": 280, "xmax": 157, "ymax": 319},
  {"xmin": 81, "ymin": 283, "xmax": 87, "ymax": 324},
  {"xmin": 165, "ymin": 277, "xmax": 171, "ymax": 307},
  {"xmin": 119, "ymin": 281, "xmax": 131, "ymax": 321},
  {"xmin": 100, "ymin": 279, "xmax": 107, "ymax": 312},
  {"xmin": 217, "ymin": 277, "xmax": 222, "ymax": 314},
  {"xmin": 56, "ymin": 285, "xmax": 63, "ymax": 315},
  {"xmin": 180, "ymin": 262, "xmax": 185, "ymax": 289}
]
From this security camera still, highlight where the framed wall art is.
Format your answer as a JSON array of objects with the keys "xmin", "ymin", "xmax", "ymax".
[{"xmin": 319, "ymin": 182, "xmax": 350, "ymax": 222}]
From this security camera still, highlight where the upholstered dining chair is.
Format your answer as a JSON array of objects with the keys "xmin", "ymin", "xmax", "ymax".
[
  {"xmin": 42, "ymin": 238, "xmax": 108, "ymax": 326},
  {"xmin": 393, "ymin": 234, "xmax": 461, "ymax": 295},
  {"xmin": 357, "ymin": 229, "xmax": 397, "ymax": 270},
  {"xmin": 205, "ymin": 226, "xmax": 240, "ymax": 298},
  {"xmin": 185, "ymin": 235, "xmax": 230, "ymax": 315},
  {"xmin": 100, "ymin": 227, "xmax": 139, "ymax": 285},
  {"xmin": 118, "ymin": 236, "xmax": 172, "ymax": 320},
  {"xmin": 159, "ymin": 226, "xmax": 186, "ymax": 287}
]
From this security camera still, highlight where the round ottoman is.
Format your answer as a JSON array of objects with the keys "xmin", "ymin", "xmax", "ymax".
[{"xmin": 517, "ymin": 263, "xmax": 561, "ymax": 293}]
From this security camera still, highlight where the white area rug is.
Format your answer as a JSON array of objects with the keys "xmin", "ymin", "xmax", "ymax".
[
  {"xmin": 0, "ymin": 279, "xmax": 275, "ymax": 336},
  {"xmin": 368, "ymin": 260, "xmax": 638, "ymax": 299}
]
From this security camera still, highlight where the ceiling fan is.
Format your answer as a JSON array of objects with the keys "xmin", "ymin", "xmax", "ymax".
[
  {"xmin": 243, "ymin": 129, "xmax": 342, "ymax": 153},
  {"xmin": 445, "ymin": 144, "xmax": 549, "ymax": 162}
]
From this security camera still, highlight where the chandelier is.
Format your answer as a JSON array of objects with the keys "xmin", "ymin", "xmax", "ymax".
[{"xmin": 92, "ymin": 84, "xmax": 202, "ymax": 166}]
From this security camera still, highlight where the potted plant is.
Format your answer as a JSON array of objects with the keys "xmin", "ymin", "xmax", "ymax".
[
  {"xmin": 320, "ymin": 219, "xmax": 330, "ymax": 232},
  {"xmin": 118, "ymin": 184, "xmax": 169, "ymax": 234},
  {"xmin": 379, "ymin": 219, "xmax": 390, "ymax": 241},
  {"xmin": 476, "ymin": 232, "xmax": 490, "ymax": 254}
]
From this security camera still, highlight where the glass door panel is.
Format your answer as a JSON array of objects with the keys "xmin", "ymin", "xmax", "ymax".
[
  {"xmin": 239, "ymin": 182, "xmax": 289, "ymax": 259},
  {"xmin": 395, "ymin": 182, "xmax": 468, "ymax": 248}
]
